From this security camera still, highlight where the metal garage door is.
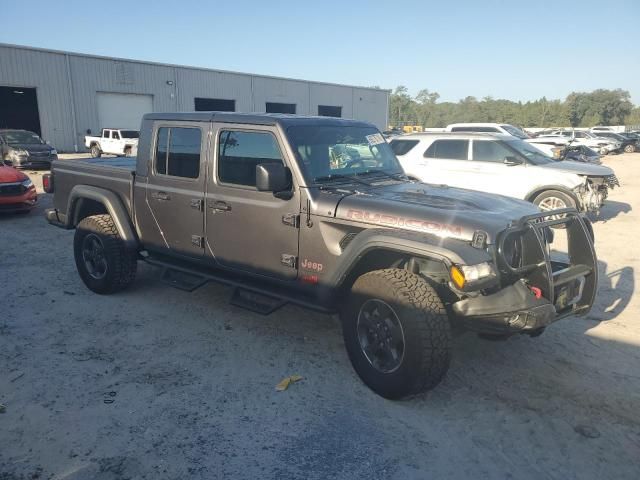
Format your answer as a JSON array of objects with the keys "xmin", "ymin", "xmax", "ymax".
[{"xmin": 96, "ymin": 92, "xmax": 153, "ymax": 130}]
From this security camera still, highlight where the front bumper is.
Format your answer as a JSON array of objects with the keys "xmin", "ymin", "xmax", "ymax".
[
  {"xmin": 0, "ymin": 187, "xmax": 37, "ymax": 212},
  {"xmin": 453, "ymin": 210, "xmax": 597, "ymax": 335}
]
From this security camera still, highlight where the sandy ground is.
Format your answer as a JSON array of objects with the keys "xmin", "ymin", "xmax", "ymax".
[{"xmin": 1, "ymin": 154, "xmax": 639, "ymax": 479}]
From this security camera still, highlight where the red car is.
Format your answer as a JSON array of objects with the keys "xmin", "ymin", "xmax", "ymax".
[{"xmin": 0, "ymin": 164, "xmax": 37, "ymax": 213}]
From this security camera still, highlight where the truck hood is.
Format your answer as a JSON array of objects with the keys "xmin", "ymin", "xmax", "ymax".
[
  {"xmin": 329, "ymin": 181, "xmax": 541, "ymax": 244},
  {"xmin": 538, "ymin": 160, "xmax": 613, "ymax": 176},
  {"xmin": 7, "ymin": 143, "xmax": 54, "ymax": 154},
  {"xmin": 0, "ymin": 165, "xmax": 28, "ymax": 183}
]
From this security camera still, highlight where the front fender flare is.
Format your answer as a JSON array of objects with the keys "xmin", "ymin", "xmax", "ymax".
[
  {"xmin": 66, "ymin": 185, "xmax": 138, "ymax": 248},
  {"xmin": 326, "ymin": 228, "xmax": 492, "ymax": 289}
]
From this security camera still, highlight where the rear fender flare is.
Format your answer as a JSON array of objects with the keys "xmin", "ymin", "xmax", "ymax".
[{"xmin": 66, "ymin": 185, "xmax": 138, "ymax": 248}]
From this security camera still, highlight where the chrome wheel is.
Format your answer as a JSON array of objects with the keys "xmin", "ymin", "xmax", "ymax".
[
  {"xmin": 82, "ymin": 233, "xmax": 108, "ymax": 280},
  {"xmin": 356, "ymin": 299, "xmax": 405, "ymax": 373},
  {"xmin": 538, "ymin": 196, "xmax": 567, "ymax": 212}
]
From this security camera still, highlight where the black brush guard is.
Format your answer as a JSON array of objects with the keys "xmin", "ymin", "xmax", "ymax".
[{"xmin": 496, "ymin": 209, "xmax": 598, "ymax": 318}]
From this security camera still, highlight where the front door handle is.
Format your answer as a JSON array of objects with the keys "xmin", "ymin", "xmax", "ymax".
[
  {"xmin": 211, "ymin": 200, "xmax": 231, "ymax": 212},
  {"xmin": 151, "ymin": 191, "xmax": 170, "ymax": 201}
]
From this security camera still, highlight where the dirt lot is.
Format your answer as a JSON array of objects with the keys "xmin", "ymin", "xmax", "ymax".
[{"xmin": 1, "ymin": 154, "xmax": 639, "ymax": 479}]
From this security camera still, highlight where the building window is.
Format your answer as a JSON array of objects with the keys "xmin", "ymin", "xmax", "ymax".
[
  {"xmin": 194, "ymin": 98, "xmax": 235, "ymax": 112},
  {"xmin": 218, "ymin": 130, "xmax": 283, "ymax": 187},
  {"xmin": 265, "ymin": 102, "xmax": 296, "ymax": 114},
  {"xmin": 155, "ymin": 127, "xmax": 202, "ymax": 178},
  {"xmin": 318, "ymin": 105, "xmax": 342, "ymax": 117}
]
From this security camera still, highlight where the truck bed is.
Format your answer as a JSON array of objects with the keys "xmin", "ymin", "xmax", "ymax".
[{"xmin": 51, "ymin": 156, "xmax": 136, "ymax": 217}]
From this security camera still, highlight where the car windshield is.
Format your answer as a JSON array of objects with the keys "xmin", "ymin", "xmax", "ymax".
[
  {"xmin": 505, "ymin": 139, "xmax": 554, "ymax": 165},
  {"xmin": 1, "ymin": 130, "xmax": 44, "ymax": 144},
  {"xmin": 120, "ymin": 130, "xmax": 139, "ymax": 139},
  {"xmin": 286, "ymin": 125, "xmax": 404, "ymax": 185},
  {"xmin": 501, "ymin": 125, "xmax": 529, "ymax": 139}
]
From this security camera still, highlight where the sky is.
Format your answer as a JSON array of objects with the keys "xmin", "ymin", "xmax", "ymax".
[{"xmin": 2, "ymin": 0, "xmax": 639, "ymax": 104}]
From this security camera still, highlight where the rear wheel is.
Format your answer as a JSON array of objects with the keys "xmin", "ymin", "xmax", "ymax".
[
  {"xmin": 90, "ymin": 144, "xmax": 102, "ymax": 158},
  {"xmin": 624, "ymin": 144, "xmax": 635, "ymax": 153},
  {"xmin": 341, "ymin": 269, "xmax": 451, "ymax": 399},
  {"xmin": 74, "ymin": 214, "xmax": 137, "ymax": 294},
  {"xmin": 124, "ymin": 146, "xmax": 132, "ymax": 157}
]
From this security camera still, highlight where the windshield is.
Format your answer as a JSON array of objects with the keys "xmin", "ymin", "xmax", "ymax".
[
  {"xmin": 286, "ymin": 125, "xmax": 403, "ymax": 185},
  {"xmin": 120, "ymin": 130, "xmax": 139, "ymax": 139},
  {"xmin": 1, "ymin": 130, "xmax": 44, "ymax": 145},
  {"xmin": 501, "ymin": 125, "xmax": 529, "ymax": 139},
  {"xmin": 505, "ymin": 139, "xmax": 554, "ymax": 165}
]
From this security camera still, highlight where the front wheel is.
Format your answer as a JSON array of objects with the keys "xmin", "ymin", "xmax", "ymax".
[
  {"xmin": 624, "ymin": 144, "xmax": 635, "ymax": 153},
  {"xmin": 74, "ymin": 214, "xmax": 137, "ymax": 294},
  {"xmin": 533, "ymin": 189, "xmax": 577, "ymax": 218},
  {"xmin": 341, "ymin": 269, "xmax": 451, "ymax": 399}
]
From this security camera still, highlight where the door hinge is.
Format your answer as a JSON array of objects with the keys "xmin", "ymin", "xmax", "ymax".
[
  {"xmin": 281, "ymin": 254, "xmax": 297, "ymax": 269},
  {"xmin": 191, "ymin": 235, "xmax": 204, "ymax": 248},
  {"xmin": 282, "ymin": 213, "xmax": 300, "ymax": 228},
  {"xmin": 190, "ymin": 198, "xmax": 204, "ymax": 211}
]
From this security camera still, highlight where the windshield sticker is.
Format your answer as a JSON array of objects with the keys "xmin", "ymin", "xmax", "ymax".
[{"xmin": 366, "ymin": 133, "xmax": 385, "ymax": 146}]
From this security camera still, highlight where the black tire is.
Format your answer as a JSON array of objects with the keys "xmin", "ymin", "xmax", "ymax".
[
  {"xmin": 124, "ymin": 146, "xmax": 132, "ymax": 157},
  {"xmin": 624, "ymin": 144, "xmax": 635, "ymax": 153},
  {"xmin": 341, "ymin": 269, "xmax": 451, "ymax": 399},
  {"xmin": 90, "ymin": 144, "xmax": 102, "ymax": 158},
  {"xmin": 74, "ymin": 214, "xmax": 137, "ymax": 294}
]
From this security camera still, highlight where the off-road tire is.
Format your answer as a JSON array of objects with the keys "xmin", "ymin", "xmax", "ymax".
[
  {"xmin": 624, "ymin": 144, "xmax": 635, "ymax": 153},
  {"xmin": 74, "ymin": 214, "xmax": 137, "ymax": 294},
  {"xmin": 90, "ymin": 144, "xmax": 102, "ymax": 158},
  {"xmin": 341, "ymin": 269, "xmax": 451, "ymax": 399}
]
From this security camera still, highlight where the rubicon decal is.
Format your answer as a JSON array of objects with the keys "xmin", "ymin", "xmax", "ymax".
[{"xmin": 346, "ymin": 209, "xmax": 462, "ymax": 236}]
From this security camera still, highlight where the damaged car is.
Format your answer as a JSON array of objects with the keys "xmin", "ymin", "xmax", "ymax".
[{"xmin": 391, "ymin": 132, "xmax": 619, "ymax": 215}]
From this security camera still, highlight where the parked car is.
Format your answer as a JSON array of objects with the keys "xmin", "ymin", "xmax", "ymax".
[
  {"xmin": 0, "ymin": 163, "xmax": 37, "ymax": 213},
  {"xmin": 591, "ymin": 126, "xmax": 616, "ymax": 133},
  {"xmin": 390, "ymin": 132, "xmax": 618, "ymax": 214},
  {"xmin": 44, "ymin": 112, "xmax": 598, "ymax": 399},
  {"xmin": 561, "ymin": 145, "xmax": 602, "ymax": 164},
  {"xmin": 84, "ymin": 129, "xmax": 139, "ymax": 158},
  {"xmin": 528, "ymin": 129, "xmax": 620, "ymax": 155},
  {"xmin": 445, "ymin": 123, "xmax": 530, "ymax": 139},
  {"xmin": 591, "ymin": 131, "xmax": 636, "ymax": 153},
  {"xmin": 0, "ymin": 129, "xmax": 58, "ymax": 169},
  {"xmin": 619, "ymin": 132, "xmax": 640, "ymax": 150}
]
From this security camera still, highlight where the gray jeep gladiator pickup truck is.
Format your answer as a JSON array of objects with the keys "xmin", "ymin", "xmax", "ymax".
[{"xmin": 44, "ymin": 112, "xmax": 598, "ymax": 399}]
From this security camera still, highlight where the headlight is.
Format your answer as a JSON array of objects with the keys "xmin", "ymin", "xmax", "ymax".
[
  {"xmin": 10, "ymin": 149, "xmax": 29, "ymax": 157},
  {"xmin": 50, "ymin": 149, "xmax": 57, "ymax": 155},
  {"xmin": 449, "ymin": 262, "xmax": 496, "ymax": 288},
  {"xmin": 21, "ymin": 179, "xmax": 33, "ymax": 188}
]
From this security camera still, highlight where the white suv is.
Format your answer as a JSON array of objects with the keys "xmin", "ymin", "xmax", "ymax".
[
  {"xmin": 389, "ymin": 132, "xmax": 618, "ymax": 214},
  {"xmin": 445, "ymin": 123, "xmax": 530, "ymax": 139}
]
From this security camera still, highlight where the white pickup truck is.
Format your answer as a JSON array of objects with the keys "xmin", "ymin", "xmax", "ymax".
[{"xmin": 84, "ymin": 129, "xmax": 139, "ymax": 158}]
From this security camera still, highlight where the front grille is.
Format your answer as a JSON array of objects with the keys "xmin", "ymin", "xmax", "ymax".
[
  {"xmin": 605, "ymin": 174, "xmax": 620, "ymax": 188},
  {"xmin": 0, "ymin": 184, "xmax": 26, "ymax": 196}
]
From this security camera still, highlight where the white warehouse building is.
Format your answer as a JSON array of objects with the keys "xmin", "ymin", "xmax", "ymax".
[{"xmin": 0, "ymin": 43, "xmax": 390, "ymax": 152}]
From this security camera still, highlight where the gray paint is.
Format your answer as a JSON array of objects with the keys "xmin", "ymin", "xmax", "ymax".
[{"xmin": 0, "ymin": 43, "xmax": 390, "ymax": 151}]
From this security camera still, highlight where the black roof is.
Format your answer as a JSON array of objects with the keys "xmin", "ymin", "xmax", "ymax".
[{"xmin": 142, "ymin": 112, "xmax": 376, "ymax": 129}]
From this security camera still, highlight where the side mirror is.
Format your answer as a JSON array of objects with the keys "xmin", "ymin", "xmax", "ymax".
[
  {"xmin": 504, "ymin": 156, "xmax": 522, "ymax": 166},
  {"xmin": 256, "ymin": 163, "xmax": 291, "ymax": 194}
]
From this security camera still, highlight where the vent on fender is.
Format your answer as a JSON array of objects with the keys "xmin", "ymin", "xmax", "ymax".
[{"xmin": 339, "ymin": 232, "xmax": 359, "ymax": 251}]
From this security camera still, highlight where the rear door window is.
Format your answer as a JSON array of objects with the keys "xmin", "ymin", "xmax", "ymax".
[
  {"xmin": 424, "ymin": 139, "xmax": 469, "ymax": 160},
  {"xmin": 389, "ymin": 139, "xmax": 420, "ymax": 156},
  {"xmin": 154, "ymin": 127, "xmax": 202, "ymax": 179}
]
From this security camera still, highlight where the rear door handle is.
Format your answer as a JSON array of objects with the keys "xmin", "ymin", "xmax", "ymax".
[
  {"xmin": 152, "ymin": 191, "xmax": 170, "ymax": 201},
  {"xmin": 211, "ymin": 200, "xmax": 231, "ymax": 212}
]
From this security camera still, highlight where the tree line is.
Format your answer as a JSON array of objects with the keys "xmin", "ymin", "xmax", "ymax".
[{"xmin": 388, "ymin": 87, "xmax": 640, "ymax": 129}]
